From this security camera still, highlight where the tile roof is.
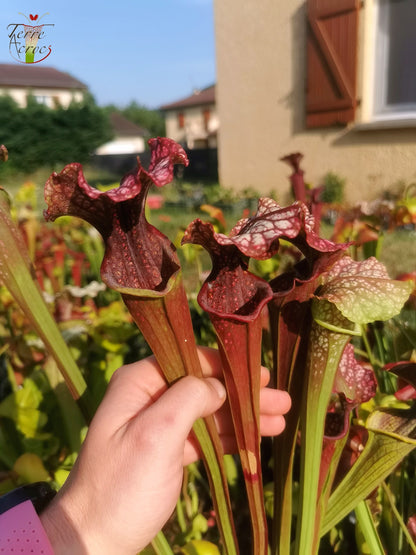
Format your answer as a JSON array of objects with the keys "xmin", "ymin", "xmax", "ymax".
[
  {"xmin": 0, "ymin": 64, "xmax": 87, "ymax": 89},
  {"xmin": 160, "ymin": 84, "xmax": 215, "ymax": 110},
  {"xmin": 109, "ymin": 112, "xmax": 148, "ymax": 137}
]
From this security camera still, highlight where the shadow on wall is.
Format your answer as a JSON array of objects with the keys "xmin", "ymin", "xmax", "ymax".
[
  {"xmin": 275, "ymin": 4, "xmax": 308, "ymax": 135},
  {"xmin": 331, "ymin": 126, "xmax": 416, "ymax": 147},
  {"xmin": 291, "ymin": 3, "xmax": 308, "ymax": 135}
]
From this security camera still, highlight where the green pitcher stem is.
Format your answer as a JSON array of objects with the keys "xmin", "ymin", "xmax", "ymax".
[
  {"xmin": 151, "ymin": 531, "xmax": 175, "ymax": 555},
  {"xmin": 295, "ymin": 324, "xmax": 350, "ymax": 555},
  {"xmin": 268, "ymin": 299, "xmax": 312, "ymax": 555}
]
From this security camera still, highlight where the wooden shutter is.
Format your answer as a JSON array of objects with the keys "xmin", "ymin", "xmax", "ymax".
[
  {"xmin": 306, "ymin": 0, "xmax": 360, "ymax": 128},
  {"xmin": 203, "ymin": 108, "xmax": 210, "ymax": 130}
]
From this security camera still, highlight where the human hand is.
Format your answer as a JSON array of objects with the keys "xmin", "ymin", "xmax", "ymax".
[{"xmin": 41, "ymin": 347, "xmax": 291, "ymax": 554}]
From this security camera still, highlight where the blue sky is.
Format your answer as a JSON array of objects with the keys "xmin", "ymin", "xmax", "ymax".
[{"xmin": 1, "ymin": 1, "xmax": 216, "ymax": 108}]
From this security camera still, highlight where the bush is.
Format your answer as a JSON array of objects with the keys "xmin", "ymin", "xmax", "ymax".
[
  {"xmin": 0, "ymin": 94, "xmax": 113, "ymax": 174},
  {"xmin": 321, "ymin": 171, "xmax": 345, "ymax": 204}
]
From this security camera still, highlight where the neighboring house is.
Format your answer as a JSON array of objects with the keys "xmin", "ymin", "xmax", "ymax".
[
  {"xmin": 95, "ymin": 112, "xmax": 147, "ymax": 155},
  {"xmin": 0, "ymin": 63, "xmax": 87, "ymax": 108},
  {"xmin": 160, "ymin": 85, "xmax": 218, "ymax": 149},
  {"xmin": 214, "ymin": 0, "xmax": 416, "ymax": 202},
  {"xmin": 93, "ymin": 112, "xmax": 148, "ymax": 175}
]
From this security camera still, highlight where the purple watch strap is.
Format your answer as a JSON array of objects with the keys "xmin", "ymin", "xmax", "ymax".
[{"xmin": 0, "ymin": 499, "xmax": 54, "ymax": 553}]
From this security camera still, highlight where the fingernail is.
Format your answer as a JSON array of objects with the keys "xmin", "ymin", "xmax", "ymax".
[{"xmin": 206, "ymin": 377, "xmax": 226, "ymax": 400}]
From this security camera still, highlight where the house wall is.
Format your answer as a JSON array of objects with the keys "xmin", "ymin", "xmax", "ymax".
[
  {"xmin": 214, "ymin": 0, "xmax": 416, "ymax": 203},
  {"xmin": 0, "ymin": 86, "xmax": 85, "ymax": 108},
  {"xmin": 165, "ymin": 104, "xmax": 218, "ymax": 149},
  {"xmin": 95, "ymin": 136, "xmax": 145, "ymax": 155}
]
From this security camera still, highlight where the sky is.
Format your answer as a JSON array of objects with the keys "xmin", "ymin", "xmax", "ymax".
[{"xmin": 0, "ymin": 0, "xmax": 216, "ymax": 109}]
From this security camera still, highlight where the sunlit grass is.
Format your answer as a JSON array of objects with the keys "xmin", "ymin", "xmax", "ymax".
[
  {"xmin": 0, "ymin": 165, "xmax": 119, "ymax": 209},
  {"xmin": 379, "ymin": 228, "xmax": 416, "ymax": 277}
]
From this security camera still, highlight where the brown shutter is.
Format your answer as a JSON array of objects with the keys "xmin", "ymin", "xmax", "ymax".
[{"xmin": 306, "ymin": 0, "xmax": 360, "ymax": 128}]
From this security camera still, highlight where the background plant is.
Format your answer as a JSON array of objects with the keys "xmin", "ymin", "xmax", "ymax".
[
  {"xmin": 0, "ymin": 95, "xmax": 113, "ymax": 174},
  {"xmin": 0, "ymin": 145, "xmax": 416, "ymax": 554}
]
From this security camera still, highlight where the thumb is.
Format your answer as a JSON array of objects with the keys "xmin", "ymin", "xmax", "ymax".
[{"xmin": 138, "ymin": 375, "xmax": 226, "ymax": 448}]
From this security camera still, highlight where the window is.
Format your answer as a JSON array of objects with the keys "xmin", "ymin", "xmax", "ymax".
[
  {"xmin": 373, "ymin": 0, "xmax": 416, "ymax": 119},
  {"xmin": 178, "ymin": 112, "xmax": 185, "ymax": 128},
  {"xmin": 32, "ymin": 94, "xmax": 51, "ymax": 107},
  {"xmin": 203, "ymin": 108, "xmax": 210, "ymax": 130}
]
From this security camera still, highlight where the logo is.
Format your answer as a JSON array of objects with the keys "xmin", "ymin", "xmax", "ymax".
[{"xmin": 7, "ymin": 12, "xmax": 54, "ymax": 64}]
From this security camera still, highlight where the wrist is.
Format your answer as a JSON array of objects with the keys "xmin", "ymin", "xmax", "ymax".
[
  {"xmin": 40, "ymin": 492, "xmax": 119, "ymax": 555},
  {"xmin": 40, "ymin": 497, "xmax": 83, "ymax": 554}
]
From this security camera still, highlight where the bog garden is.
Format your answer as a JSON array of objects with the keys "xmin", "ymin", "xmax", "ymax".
[{"xmin": 1, "ymin": 139, "xmax": 416, "ymax": 554}]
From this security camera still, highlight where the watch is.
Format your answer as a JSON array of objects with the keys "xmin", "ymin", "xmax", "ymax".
[
  {"xmin": 0, "ymin": 482, "xmax": 56, "ymax": 553},
  {"xmin": 0, "ymin": 481, "xmax": 56, "ymax": 515}
]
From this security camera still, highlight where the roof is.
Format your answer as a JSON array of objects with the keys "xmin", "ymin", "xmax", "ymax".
[
  {"xmin": 160, "ymin": 84, "xmax": 215, "ymax": 110},
  {"xmin": 109, "ymin": 112, "xmax": 148, "ymax": 137},
  {"xmin": 0, "ymin": 64, "xmax": 87, "ymax": 90}
]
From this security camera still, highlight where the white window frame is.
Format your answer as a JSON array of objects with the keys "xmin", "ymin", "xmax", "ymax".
[
  {"xmin": 361, "ymin": 0, "xmax": 416, "ymax": 124},
  {"xmin": 33, "ymin": 94, "xmax": 52, "ymax": 107}
]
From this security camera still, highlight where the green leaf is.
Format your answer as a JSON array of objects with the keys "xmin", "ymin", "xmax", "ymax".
[
  {"xmin": 13, "ymin": 452, "xmax": 50, "ymax": 483},
  {"xmin": 0, "ymin": 378, "xmax": 47, "ymax": 438},
  {"xmin": 317, "ymin": 257, "xmax": 413, "ymax": 324},
  {"xmin": 43, "ymin": 357, "xmax": 85, "ymax": 453},
  {"xmin": 224, "ymin": 454, "xmax": 239, "ymax": 489},
  {"xmin": 366, "ymin": 406, "xmax": 416, "ymax": 444},
  {"xmin": 321, "ymin": 407, "xmax": 416, "ymax": 536},
  {"xmin": 151, "ymin": 531, "xmax": 175, "ymax": 555},
  {"xmin": 295, "ymin": 308, "xmax": 352, "ymax": 555},
  {"xmin": 354, "ymin": 500, "xmax": 385, "ymax": 555},
  {"xmin": 0, "ymin": 188, "xmax": 93, "ymax": 422},
  {"xmin": 180, "ymin": 540, "xmax": 221, "ymax": 555},
  {"xmin": 0, "ymin": 421, "xmax": 19, "ymax": 468}
]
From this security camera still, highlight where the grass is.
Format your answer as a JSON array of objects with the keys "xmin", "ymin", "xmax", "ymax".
[
  {"xmin": 149, "ymin": 204, "xmax": 244, "ymax": 294},
  {"xmin": 379, "ymin": 228, "xmax": 416, "ymax": 277},
  {"xmin": 0, "ymin": 164, "xmax": 119, "ymax": 209},
  {"xmin": 0, "ymin": 166, "xmax": 54, "ymax": 206}
]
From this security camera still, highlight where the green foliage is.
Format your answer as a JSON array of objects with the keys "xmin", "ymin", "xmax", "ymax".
[
  {"xmin": 321, "ymin": 171, "xmax": 346, "ymax": 204},
  {"xmin": 0, "ymin": 94, "xmax": 113, "ymax": 174},
  {"xmin": 106, "ymin": 100, "xmax": 165, "ymax": 138}
]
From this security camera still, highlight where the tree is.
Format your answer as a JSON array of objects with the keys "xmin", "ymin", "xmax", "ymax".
[
  {"xmin": 0, "ymin": 94, "xmax": 113, "ymax": 173},
  {"xmin": 106, "ymin": 101, "xmax": 165, "ymax": 138}
]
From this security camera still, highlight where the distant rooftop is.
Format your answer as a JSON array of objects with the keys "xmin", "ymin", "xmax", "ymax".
[
  {"xmin": 160, "ymin": 84, "xmax": 215, "ymax": 110},
  {"xmin": 0, "ymin": 64, "xmax": 87, "ymax": 90},
  {"xmin": 109, "ymin": 112, "xmax": 148, "ymax": 137}
]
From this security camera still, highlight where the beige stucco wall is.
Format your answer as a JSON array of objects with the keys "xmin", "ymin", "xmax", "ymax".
[{"xmin": 214, "ymin": 0, "xmax": 416, "ymax": 203}]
